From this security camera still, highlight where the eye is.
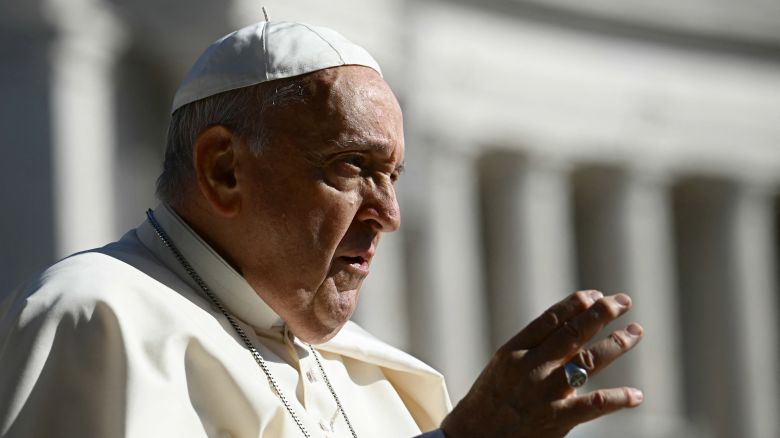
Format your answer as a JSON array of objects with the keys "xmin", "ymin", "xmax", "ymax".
[
  {"xmin": 341, "ymin": 154, "xmax": 366, "ymax": 169},
  {"xmin": 390, "ymin": 164, "xmax": 404, "ymax": 184},
  {"xmin": 330, "ymin": 153, "xmax": 368, "ymax": 179}
]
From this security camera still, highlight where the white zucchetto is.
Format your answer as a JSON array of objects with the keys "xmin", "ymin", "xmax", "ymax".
[{"xmin": 171, "ymin": 21, "xmax": 382, "ymax": 113}]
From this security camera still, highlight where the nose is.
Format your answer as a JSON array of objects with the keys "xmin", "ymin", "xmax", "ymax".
[{"xmin": 356, "ymin": 180, "xmax": 401, "ymax": 233}]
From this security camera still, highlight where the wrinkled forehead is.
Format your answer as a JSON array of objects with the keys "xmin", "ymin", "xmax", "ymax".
[
  {"xmin": 295, "ymin": 66, "xmax": 398, "ymax": 115},
  {"xmin": 265, "ymin": 66, "xmax": 403, "ymax": 147}
]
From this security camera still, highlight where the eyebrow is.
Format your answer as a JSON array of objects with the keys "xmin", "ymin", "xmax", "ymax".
[
  {"xmin": 322, "ymin": 138, "xmax": 405, "ymax": 173},
  {"xmin": 329, "ymin": 138, "xmax": 394, "ymax": 154}
]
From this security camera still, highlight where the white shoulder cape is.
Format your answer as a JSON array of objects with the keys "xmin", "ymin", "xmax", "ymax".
[{"xmin": 0, "ymin": 226, "xmax": 451, "ymax": 437}]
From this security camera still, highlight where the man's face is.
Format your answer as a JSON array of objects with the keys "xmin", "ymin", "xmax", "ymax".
[{"xmin": 231, "ymin": 66, "xmax": 404, "ymax": 344}]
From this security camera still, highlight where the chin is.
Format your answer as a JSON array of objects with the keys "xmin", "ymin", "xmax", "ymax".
[
  {"xmin": 302, "ymin": 324, "xmax": 347, "ymax": 345},
  {"xmin": 302, "ymin": 285, "xmax": 359, "ymax": 344},
  {"xmin": 293, "ymin": 315, "xmax": 351, "ymax": 344}
]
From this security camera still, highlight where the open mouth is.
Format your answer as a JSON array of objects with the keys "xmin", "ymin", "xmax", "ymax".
[
  {"xmin": 339, "ymin": 255, "xmax": 369, "ymax": 273},
  {"xmin": 340, "ymin": 256, "xmax": 365, "ymax": 265}
]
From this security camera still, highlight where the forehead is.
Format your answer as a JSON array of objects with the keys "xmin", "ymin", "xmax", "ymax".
[{"xmin": 265, "ymin": 66, "xmax": 404, "ymax": 159}]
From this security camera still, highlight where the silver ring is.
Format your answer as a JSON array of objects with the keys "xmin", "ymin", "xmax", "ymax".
[{"xmin": 564, "ymin": 362, "xmax": 588, "ymax": 388}]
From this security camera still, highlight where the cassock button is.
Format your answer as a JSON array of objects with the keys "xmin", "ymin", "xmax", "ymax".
[
  {"xmin": 306, "ymin": 368, "xmax": 320, "ymax": 383},
  {"xmin": 318, "ymin": 419, "xmax": 332, "ymax": 432}
]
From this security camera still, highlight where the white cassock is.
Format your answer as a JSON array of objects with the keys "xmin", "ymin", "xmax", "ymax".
[{"xmin": 0, "ymin": 204, "xmax": 451, "ymax": 437}]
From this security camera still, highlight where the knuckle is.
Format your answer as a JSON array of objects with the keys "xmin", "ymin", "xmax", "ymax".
[
  {"xmin": 623, "ymin": 386, "xmax": 635, "ymax": 403},
  {"xmin": 591, "ymin": 391, "xmax": 609, "ymax": 411},
  {"xmin": 541, "ymin": 310, "xmax": 560, "ymax": 330},
  {"xmin": 543, "ymin": 405, "xmax": 560, "ymax": 427},
  {"xmin": 495, "ymin": 344, "xmax": 515, "ymax": 359},
  {"xmin": 508, "ymin": 349, "xmax": 527, "ymax": 364},
  {"xmin": 562, "ymin": 321, "xmax": 583, "ymax": 342},
  {"xmin": 577, "ymin": 349, "xmax": 597, "ymax": 371},
  {"xmin": 594, "ymin": 298, "xmax": 621, "ymax": 319},
  {"xmin": 609, "ymin": 331, "xmax": 631, "ymax": 351},
  {"xmin": 496, "ymin": 345, "xmax": 525, "ymax": 365},
  {"xmin": 526, "ymin": 364, "xmax": 548, "ymax": 383},
  {"xmin": 571, "ymin": 291, "xmax": 592, "ymax": 311}
]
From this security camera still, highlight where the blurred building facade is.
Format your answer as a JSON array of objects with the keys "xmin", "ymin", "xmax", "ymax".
[{"xmin": 1, "ymin": 0, "xmax": 780, "ymax": 437}]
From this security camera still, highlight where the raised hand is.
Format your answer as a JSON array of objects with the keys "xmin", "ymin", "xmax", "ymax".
[{"xmin": 441, "ymin": 290, "xmax": 644, "ymax": 438}]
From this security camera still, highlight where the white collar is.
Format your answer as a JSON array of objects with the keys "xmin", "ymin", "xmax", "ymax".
[{"xmin": 136, "ymin": 203, "xmax": 284, "ymax": 332}]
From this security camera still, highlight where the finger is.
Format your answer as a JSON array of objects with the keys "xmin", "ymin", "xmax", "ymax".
[
  {"xmin": 552, "ymin": 387, "xmax": 644, "ymax": 429},
  {"xmin": 543, "ymin": 323, "xmax": 644, "ymax": 393},
  {"xmin": 504, "ymin": 290, "xmax": 604, "ymax": 351},
  {"xmin": 528, "ymin": 294, "xmax": 633, "ymax": 365}
]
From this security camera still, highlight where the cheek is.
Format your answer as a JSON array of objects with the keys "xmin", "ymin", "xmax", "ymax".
[
  {"xmin": 243, "ymin": 170, "xmax": 363, "ymax": 281},
  {"xmin": 309, "ymin": 184, "xmax": 362, "ymax": 243}
]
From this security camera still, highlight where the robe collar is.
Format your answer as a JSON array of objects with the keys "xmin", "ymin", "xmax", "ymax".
[
  {"xmin": 134, "ymin": 205, "xmax": 452, "ymax": 419},
  {"xmin": 136, "ymin": 203, "xmax": 285, "ymax": 333}
]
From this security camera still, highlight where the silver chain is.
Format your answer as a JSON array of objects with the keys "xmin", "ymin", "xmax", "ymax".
[{"xmin": 145, "ymin": 209, "xmax": 358, "ymax": 438}]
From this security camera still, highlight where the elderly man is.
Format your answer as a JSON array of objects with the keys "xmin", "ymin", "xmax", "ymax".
[{"xmin": 0, "ymin": 21, "xmax": 643, "ymax": 437}]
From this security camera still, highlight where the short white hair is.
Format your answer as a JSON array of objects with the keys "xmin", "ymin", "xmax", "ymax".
[{"xmin": 156, "ymin": 76, "xmax": 309, "ymax": 205}]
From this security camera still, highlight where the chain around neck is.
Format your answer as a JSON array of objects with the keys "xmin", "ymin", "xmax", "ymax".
[{"xmin": 145, "ymin": 209, "xmax": 358, "ymax": 438}]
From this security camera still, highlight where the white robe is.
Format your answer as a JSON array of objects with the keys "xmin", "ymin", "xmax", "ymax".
[{"xmin": 0, "ymin": 205, "xmax": 451, "ymax": 437}]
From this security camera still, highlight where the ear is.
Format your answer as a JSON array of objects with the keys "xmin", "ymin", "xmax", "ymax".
[{"xmin": 192, "ymin": 125, "xmax": 242, "ymax": 218}]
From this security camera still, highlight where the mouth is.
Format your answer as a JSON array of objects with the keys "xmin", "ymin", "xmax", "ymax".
[{"xmin": 338, "ymin": 255, "xmax": 370, "ymax": 274}]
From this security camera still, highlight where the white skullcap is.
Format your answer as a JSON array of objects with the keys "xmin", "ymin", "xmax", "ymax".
[{"xmin": 171, "ymin": 21, "xmax": 382, "ymax": 113}]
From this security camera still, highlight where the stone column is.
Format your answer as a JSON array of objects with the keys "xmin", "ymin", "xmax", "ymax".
[
  {"xmin": 672, "ymin": 178, "xmax": 780, "ymax": 438},
  {"xmin": 570, "ymin": 166, "xmax": 686, "ymax": 438},
  {"xmin": 404, "ymin": 143, "xmax": 490, "ymax": 403},
  {"xmin": 571, "ymin": 166, "xmax": 627, "ymax": 293},
  {"xmin": 479, "ymin": 152, "xmax": 576, "ymax": 349},
  {"xmin": 0, "ymin": 0, "xmax": 124, "ymax": 293},
  {"xmin": 730, "ymin": 184, "xmax": 780, "ymax": 438},
  {"xmin": 0, "ymin": 22, "xmax": 58, "ymax": 293},
  {"xmin": 49, "ymin": 1, "xmax": 125, "ymax": 257},
  {"xmin": 619, "ymin": 170, "xmax": 686, "ymax": 436}
]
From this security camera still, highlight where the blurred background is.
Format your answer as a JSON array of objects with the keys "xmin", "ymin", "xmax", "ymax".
[{"xmin": 2, "ymin": 0, "xmax": 780, "ymax": 436}]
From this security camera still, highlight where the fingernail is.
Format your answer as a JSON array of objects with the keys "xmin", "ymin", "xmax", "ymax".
[
  {"xmin": 588, "ymin": 290, "xmax": 604, "ymax": 301},
  {"xmin": 632, "ymin": 389, "xmax": 644, "ymax": 404},
  {"xmin": 627, "ymin": 323, "xmax": 643, "ymax": 336},
  {"xmin": 614, "ymin": 294, "xmax": 631, "ymax": 307}
]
